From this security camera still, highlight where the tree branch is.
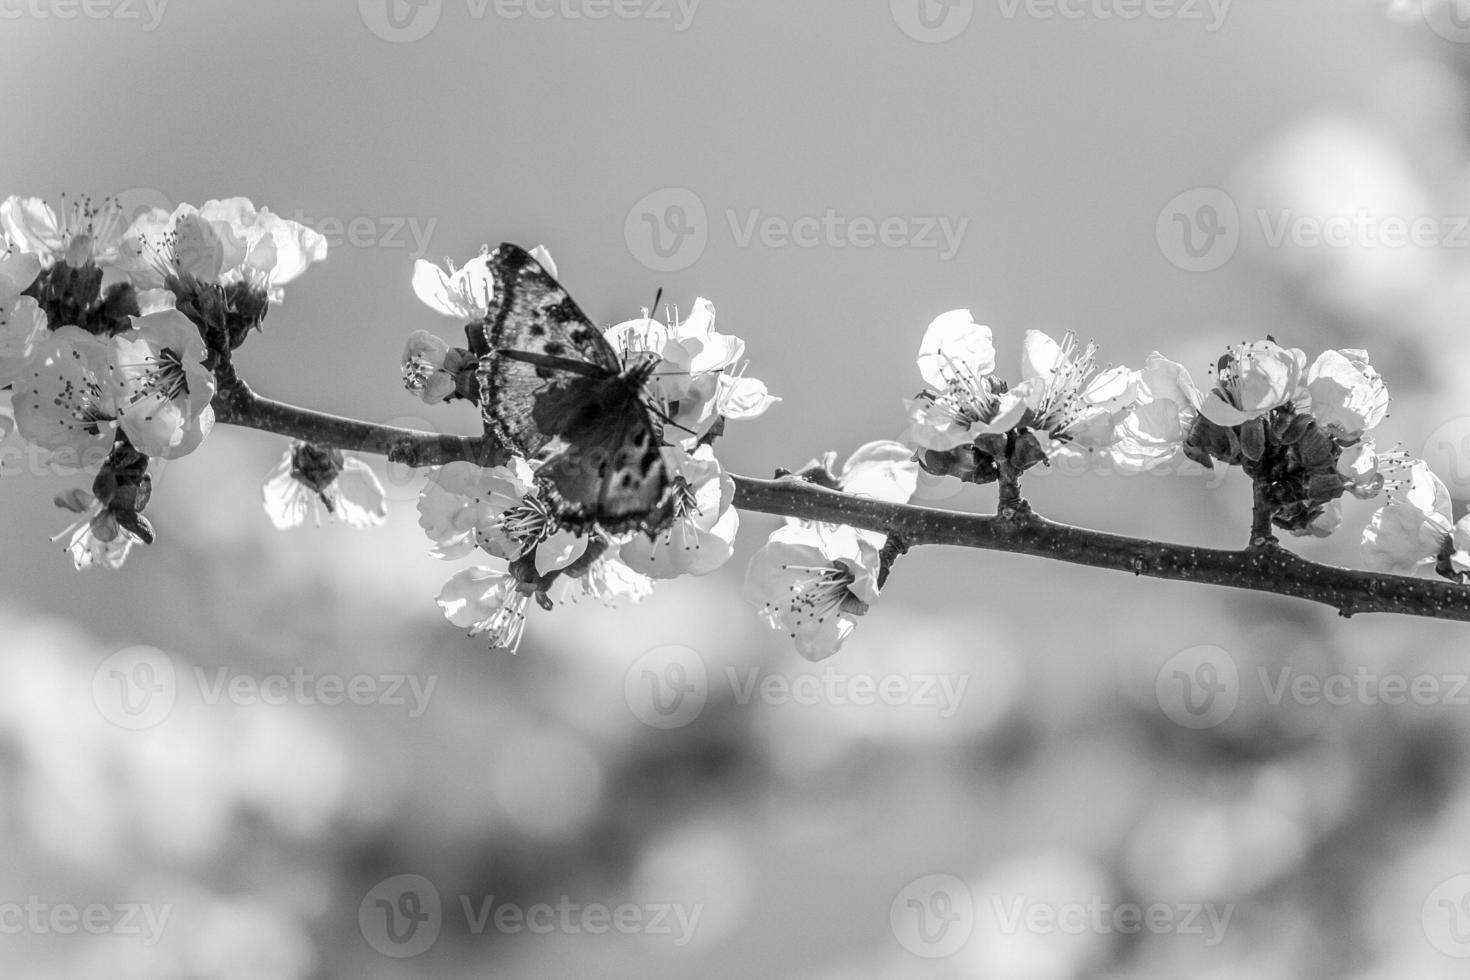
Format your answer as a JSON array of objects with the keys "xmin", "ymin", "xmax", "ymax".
[{"xmin": 210, "ymin": 383, "xmax": 1470, "ymax": 624}]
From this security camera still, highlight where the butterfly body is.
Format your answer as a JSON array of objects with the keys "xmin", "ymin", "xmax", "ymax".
[{"xmin": 475, "ymin": 243, "xmax": 673, "ymax": 536}]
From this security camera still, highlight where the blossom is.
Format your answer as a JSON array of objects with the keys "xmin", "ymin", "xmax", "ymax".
[
  {"xmin": 0, "ymin": 295, "xmax": 47, "ymax": 388},
  {"xmin": 261, "ymin": 442, "xmax": 388, "ymax": 529},
  {"xmin": 413, "ymin": 252, "xmax": 496, "ymax": 320},
  {"xmin": 907, "ymin": 310, "xmax": 1027, "ymax": 451},
  {"xmin": 1361, "ymin": 460, "xmax": 1454, "ymax": 574},
  {"xmin": 1199, "ymin": 340, "xmax": 1306, "ymax": 427},
  {"xmin": 400, "ymin": 330, "xmax": 459, "ymax": 403},
  {"xmin": 109, "ymin": 309, "xmax": 216, "ymax": 458},
  {"xmin": 744, "ymin": 523, "xmax": 883, "ymax": 662},
  {"xmin": 1, "ymin": 195, "xmax": 129, "ymax": 273},
  {"xmin": 437, "ymin": 567, "xmax": 530, "ymax": 651},
  {"xmin": 413, "ymin": 244, "xmax": 556, "ymax": 321},
  {"xmin": 124, "ymin": 198, "xmax": 328, "ymax": 302},
  {"xmin": 1018, "ymin": 329, "xmax": 1136, "ymax": 455},
  {"xmin": 11, "ymin": 325, "xmax": 120, "ymax": 458},
  {"xmin": 605, "ymin": 297, "xmax": 776, "ymax": 446},
  {"xmin": 1108, "ymin": 353, "xmax": 1201, "ymax": 473},
  {"xmin": 51, "ymin": 487, "xmax": 138, "ymax": 570},
  {"xmin": 621, "ymin": 445, "xmax": 739, "ymax": 578},
  {"xmin": 1305, "ymin": 348, "xmax": 1388, "ymax": 441},
  {"xmin": 436, "ymin": 549, "xmax": 652, "ymax": 653}
]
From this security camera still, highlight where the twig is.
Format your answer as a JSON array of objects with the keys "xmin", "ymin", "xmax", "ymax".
[{"xmin": 210, "ymin": 383, "xmax": 1470, "ymax": 623}]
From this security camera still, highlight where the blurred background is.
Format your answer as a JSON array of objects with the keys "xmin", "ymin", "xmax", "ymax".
[{"xmin": 6, "ymin": 0, "xmax": 1470, "ymax": 976}]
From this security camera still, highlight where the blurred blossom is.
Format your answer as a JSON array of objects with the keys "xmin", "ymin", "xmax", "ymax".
[
  {"xmin": 488, "ymin": 722, "xmax": 606, "ymax": 843},
  {"xmin": 960, "ymin": 850, "xmax": 1115, "ymax": 980},
  {"xmin": 630, "ymin": 819, "xmax": 753, "ymax": 950}
]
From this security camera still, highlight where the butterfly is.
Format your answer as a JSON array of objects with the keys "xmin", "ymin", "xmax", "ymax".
[{"xmin": 474, "ymin": 242, "xmax": 674, "ymax": 536}]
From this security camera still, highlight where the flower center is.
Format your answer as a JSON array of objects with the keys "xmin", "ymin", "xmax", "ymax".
[
  {"xmin": 779, "ymin": 561, "xmax": 857, "ymax": 628},
  {"xmin": 1032, "ymin": 332, "xmax": 1101, "ymax": 436}
]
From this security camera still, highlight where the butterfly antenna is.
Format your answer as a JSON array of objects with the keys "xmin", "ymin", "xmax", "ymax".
[{"xmin": 646, "ymin": 401, "xmax": 699, "ymax": 439}]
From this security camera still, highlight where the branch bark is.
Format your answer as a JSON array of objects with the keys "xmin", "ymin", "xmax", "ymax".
[{"xmin": 210, "ymin": 382, "xmax": 1470, "ymax": 624}]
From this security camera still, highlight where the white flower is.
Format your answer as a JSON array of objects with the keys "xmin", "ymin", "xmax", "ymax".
[
  {"xmin": 1108, "ymin": 353, "xmax": 1201, "ymax": 473},
  {"xmin": 109, "ymin": 309, "xmax": 216, "ymax": 459},
  {"xmin": 419, "ymin": 457, "xmax": 534, "ymax": 558},
  {"xmin": 416, "ymin": 456, "xmax": 589, "ymax": 575},
  {"xmin": 1019, "ymin": 328, "xmax": 1136, "ymax": 454},
  {"xmin": 437, "ymin": 547, "xmax": 653, "ymax": 653},
  {"xmin": 907, "ymin": 310, "xmax": 1027, "ymax": 451},
  {"xmin": 125, "ymin": 198, "xmax": 328, "ymax": 302},
  {"xmin": 12, "ymin": 325, "xmax": 120, "ymax": 458},
  {"xmin": 621, "ymin": 445, "xmax": 739, "ymax": 578},
  {"xmin": 0, "ymin": 295, "xmax": 47, "ymax": 388},
  {"xmin": 1361, "ymin": 460, "xmax": 1454, "ymax": 575},
  {"xmin": 1, "ymin": 195, "xmax": 129, "ymax": 273},
  {"xmin": 1447, "ymin": 516, "xmax": 1470, "ymax": 579},
  {"xmin": 437, "ymin": 566, "xmax": 531, "ymax": 652},
  {"xmin": 744, "ymin": 523, "xmax": 883, "ymax": 662},
  {"xmin": 605, "ymin": 298, "xmax": 776, "ymax": 446},
  {"xmin": 1305, "ymin": 348, "xmax": 1388, "ymax": 441},
  {"xmin": 544, "ymin": 550, "xmax": 654, "ymax": 607},
  {"xmin": 1200, "ymin": 340, "xmax": 1306, "ymax": 427},
  {"xmin": 401, "ymin": 330, "xmax": 459, "ymax": 404},
  {"xmin": 413, "ymin": 252, "xmax": 496, "ymax": 319},
  {"xmin": 261, "ymin": 443, "xmax": 388, "ymax": 529},
  {"xmin": 51, "ymin": 487, "xmax": 137, "ymax": 570}
]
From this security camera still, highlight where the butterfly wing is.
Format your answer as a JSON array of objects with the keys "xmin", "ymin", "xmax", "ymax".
[
  {"xmin": 476, "ymin": 243, "xmax": 672, "ymax": 533},
  {"xmin": 536, "ymin": 393, "xmax": 672, "ymax": 535},
  {"xmin": 476, "ymin": 242, "xmax": 621, "ymax": 455}
]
